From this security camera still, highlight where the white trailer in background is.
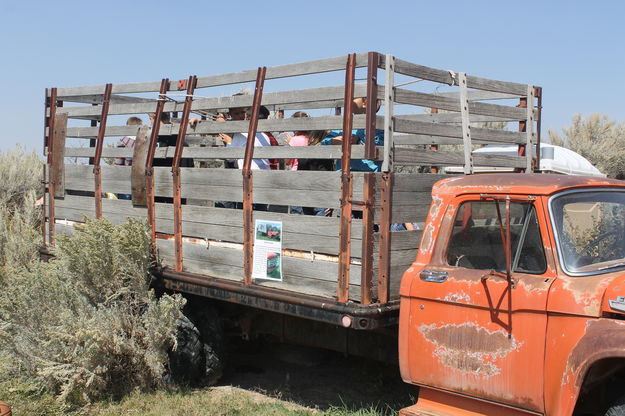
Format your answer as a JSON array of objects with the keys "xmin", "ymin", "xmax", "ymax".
[{"xmin": 444, "ymin": 143, "xmax": 605, "ymax": 177}]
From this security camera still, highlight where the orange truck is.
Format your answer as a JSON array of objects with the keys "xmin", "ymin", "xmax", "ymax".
[
  {"xmin": 398, "ymin": 174, "xmax": 625, "ymax": 416},
  {"xmin": 40, "ymin": 52, "xmax": 625, "ymax": 415}
]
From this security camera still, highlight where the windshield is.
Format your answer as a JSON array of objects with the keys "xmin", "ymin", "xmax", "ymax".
[{"xmin": 551, "ymin": 190, "xmax": 625, "ymax": 275}]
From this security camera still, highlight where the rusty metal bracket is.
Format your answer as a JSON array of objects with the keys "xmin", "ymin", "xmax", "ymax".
[
  {"xmin": 93, "ymin": 83, "xmax": 113, "ymax": 219},
  {"xmin": 177, "ymin": 79, "xmax": 188, "ymax": 91},
  {"xmin": 172, "ymin": 75, "xmax": 197, "ymax": 273},
  {"xmin": 377, "ymin": 172, "xmax": 393, "ymax": 303},
  {"xmin": 243, "ymin": 66, "xmax": 267, "ymax": 286},
  {"xmin": 337, "ymin": 53, "xmax": 356, "ymax": 303},
  {"xmin": 516, "ymin": 96, "xmax": 528, "ymax": 173},
  {"xmin": 534, "ymin": 86, "xmax": 543, "ymax": 171},
  {"xmin": 146, "ymin": 78, "xmax": 170, "ymax": 248},
  {"xmin": 365, "ymin": 52, "xmax": 380, "ymax": 160}
]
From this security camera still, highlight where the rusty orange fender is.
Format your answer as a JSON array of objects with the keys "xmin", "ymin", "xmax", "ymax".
[{"xmin": 545, "ymin": 317, "xmax": 625, "ymax": 415}]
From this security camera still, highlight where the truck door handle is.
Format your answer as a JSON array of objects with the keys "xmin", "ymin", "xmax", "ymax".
[{"xmin": 420, "ymin": 270, "xmax": 448, "ymax": 283}]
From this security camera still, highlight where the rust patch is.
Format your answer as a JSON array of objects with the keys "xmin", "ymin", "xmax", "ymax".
[
  {"xmin": 420, "ymin": 322, "xmax": 522, "ymax": 378},
  {"xmin": 562, "ymin": 275, "xmax": 614, "ymax": 315},
  {"xmin": 419, "ymin": 222, "xmax": 435, "ymax": 255},
  {"xmin": 563, "ymin": 318, "xmax": 625, "ymax": 387},
  {"xmin": 428, "ymin": 195, "xmax": 443, "ymax": 220}
]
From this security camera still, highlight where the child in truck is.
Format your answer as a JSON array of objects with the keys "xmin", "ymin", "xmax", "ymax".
[{"xmin": 320, "ymin": 97, "xmax": 384, "ymax": 172}]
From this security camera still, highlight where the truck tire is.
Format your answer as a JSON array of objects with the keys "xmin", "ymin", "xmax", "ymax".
[
  {"xmin": 168, "ymin": 313, "xmax": 205, "ymax": 385},
  {"xmin": 606, "ymin": 395, "xmax": 625, "ymax": 416},
  {"xmin": 191, "ymin": 304, "xmax": 224, "ymax": 385}
]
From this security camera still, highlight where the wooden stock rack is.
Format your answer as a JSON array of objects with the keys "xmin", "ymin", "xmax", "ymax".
[{"xmin": 41, "ymin": 52, "xmax": 542, "ymax": 329}]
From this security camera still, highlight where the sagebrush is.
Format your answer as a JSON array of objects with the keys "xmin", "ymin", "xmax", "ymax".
[
  {"xmin": 549, "ymin": 113, "xmax": 625, "ymax": 179},
  {"xmin": 0, "ymin": 146, "xmax": 185, "ymax": 406}
]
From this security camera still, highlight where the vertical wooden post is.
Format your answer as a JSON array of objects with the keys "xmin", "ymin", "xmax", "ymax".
[
  {"xmin": 360, "ymin": 173, "xmax": 375, "ymax": 305},
  {"xmin": 146, "ymin": 79, "xmax": 170, "ymax": 249},
  {"xmin": 93, "ymin": 83, "xmax": 113, "ymax": 219},
  {"xmin": 44, "ymin": 88, "xmax": 58, "ymax": 246},
  {"xmin": 525, "ymin": 86, "xmax": 535, "ymax": 173},
  {"xmin": 430, "ymin": 108, "xmax": 439, "ymax": 174},
  {"xmin": 377, "ymin": 54, "xmax": 395, "ymax": 304},
  {"xmin": 337, "ymin": 54, "xmax": 356, "ymax": 303},
  {"xmin": 243, "ymin": 67, "xmax": 267, "ymax": 286},
  {"xmin": 377, "ymin": 172, "xmax": 393, "ymax": 304},
  {"xmin": 50, "ymin": 113, "xmax": 67, "ymax": 198},
  {"xmin": 458, "ymin": 73, "xmax": 473, "ymax": 175},
  {"xmin": 382, "ymin": 54, "xmax": 395, "ymax": 173},
  {"xmin": 172, "ymin": 75, "xmax": 197, "ymax": 273}
]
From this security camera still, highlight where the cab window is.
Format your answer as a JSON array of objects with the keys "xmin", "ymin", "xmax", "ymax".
[{"xmin": 446, "ymin": 201, "xmax": 547, "ymax": 274}]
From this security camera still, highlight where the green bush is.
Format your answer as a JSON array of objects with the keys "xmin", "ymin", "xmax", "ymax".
[
  {"xmin": 0, "ymin": 147, "xmax": 43, "ymax": 276},
  {"xmin": 0, "ymin": 218, "xmax": 185, "ymax": 405}
]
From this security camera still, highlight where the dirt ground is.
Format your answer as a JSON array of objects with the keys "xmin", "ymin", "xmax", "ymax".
[{"xmin": 217, "ymin": 338, "xmax": 419, "ymax": 411}]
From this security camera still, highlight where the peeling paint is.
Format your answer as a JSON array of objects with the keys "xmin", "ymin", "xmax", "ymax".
[
  {"xmin": 419, "ymin": 222, "xmax": 435, "ymax": 255},
  {"xmin": 562, "ymin": 276, "xmax": 613, "ymax": 315},
  {"xmin": 419, "ymin": 322, "xmax": 523, "ymax": 378},
  {"xmin": 444, "ymin": 291, "xmax": 471, "ymax": 304}
]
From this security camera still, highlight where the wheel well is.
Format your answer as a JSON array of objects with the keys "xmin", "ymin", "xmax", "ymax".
[{"xmin": 574, "ymin": 358, "xmax": 625, "ymax": 416}]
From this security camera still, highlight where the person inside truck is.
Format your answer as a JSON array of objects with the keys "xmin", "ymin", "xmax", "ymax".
[
  {"xmin": 320, "ymin": 97, "xmax": 384, "ymax": 172},
  {"xmin": 245, "ymin": 106, "xmax": 281, "ymax": 170}
]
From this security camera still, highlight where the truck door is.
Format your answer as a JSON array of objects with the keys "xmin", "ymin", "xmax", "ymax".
[{"xmin": 406, "ymin": 195, "xmax": 555, "ymax": 412}]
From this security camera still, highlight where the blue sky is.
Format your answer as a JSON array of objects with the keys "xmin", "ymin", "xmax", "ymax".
[{"xmin": 1, "ymin": 0, "xmax": 623, "ymax": 153}]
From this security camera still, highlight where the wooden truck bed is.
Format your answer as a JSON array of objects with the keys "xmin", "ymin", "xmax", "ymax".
[{"xmin": 41, "ymin": 52, "xmax": 540, "ymax": 328}]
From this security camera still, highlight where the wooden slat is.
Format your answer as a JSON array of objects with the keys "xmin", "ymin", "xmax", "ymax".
[
  {"xmin": 393, "ymin": 88, "xmax": 531, "ymax": 121},
  {"xmin": 63, "ymin": 115, "xmax": 370, "ymax": 138},
  {"xmin": 156, "ymin": 239, "xmax": 363, "ymax": 301},
  {"xmin": 53, "ymin": 195, "xmax": 364, "ymax": 256},
  {"xmin": 131, "ymin": 126, "xmax": 150, "ymax": 205},
  {"xmin": 394, "ymin": 117, "xmax": 529, "ymax": 145},
  {"xmin": 65, "ymin": 165, "xmax": 368, "ymax": 198},
  {"xmin": 64, "ymin": 144, "xmax": 372, "ymax": 160},
  {"xmin": 392, "ymin": 58, "xmax": 456, "ymax": 85},
  {"xmin": 58, "ymin": 84, "xmax": 368, "ymax": 118},
  {"xmin": 394, "ymin": 148, "xmax": 526, "ymax": 168},
  {"xmin": 392, "ymin": 113, "xmax": 513, "ymax": 125},
  {"xmin": 466, "ymin": 74, "xmax": 529, "ymax": 96},
  {"xmin": 434, "ymin": 90, "xmax": 523, "ymax": 101},
  {"xmin": 50, "ymin": 113, "xmax": 67, "ymax": 197},
  {"xmin": 389, "ymin": 58, "xmax": 530, "ymax": 96},
  {"xmin": 393, "ymin": 134, "xmax": 509, "ymax": 146},
  {"xmin": 55, "ymin": 53, "xmax": 369, "ymax": 98}
]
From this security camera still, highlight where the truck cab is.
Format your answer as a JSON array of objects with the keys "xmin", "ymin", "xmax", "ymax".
[{"xmin": 400, "ymin": 174, "xmax": 625, "ymax": 415}]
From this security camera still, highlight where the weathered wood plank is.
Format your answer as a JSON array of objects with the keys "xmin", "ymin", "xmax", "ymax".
[
  {"xmin": 389, "ymin": 58, "xmax": 530, "ymax": 96},
  {"xmin": 393, "ymin": 88, "xmax": 532, "ymax": 121},
  {"xmin": 55, "ymin": 53, "xmax": 369, "ymax": 98},
  {"xmin": 156, "ymin": 239, "xmax": 363, "ymax": 301},
  {"xmin": 434, "ymin": 90, "xmax": 524, "ymax": 101},
  {"xmin": 131, "ymin": 126, "xmax": 149, "ymax": 205},
  {"xmin": 392, "ymin": 113, "xmax": 513, "ymax": 125},
  {"xmin": 392, "ymin": 58, "xmax": 456, "ymax": 85},
  {"xmin": 466, "ymin": 74, "xmax": 529, "ymax": 96},
  {"xmin": 394, "ymin": 117, "xmax": 530, "ymax": 145},
  {"xmin": 393, "ymin": 134, "xmax": 508, "ymax": 146},
  {"xmin": 394, "ymin": 148, "xmax": 526, "ymax": 168},
  {"xmin": 63, "ymin": 115, "xmax": 370, "ymax": 138},
  {"xmin": 63, "ymin": 145, "xmax": 371, "ymax": 160},
  {"xmin": 53, "ymin": 195, "xmax": 363, "ymax": 256},
  {"xmin": 51, "ymin": 113, "xmax": 67, "ymax": 197},
  {"xmin": 58, "ymin": 85, "xmax": 368, "ymax": 118}
]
